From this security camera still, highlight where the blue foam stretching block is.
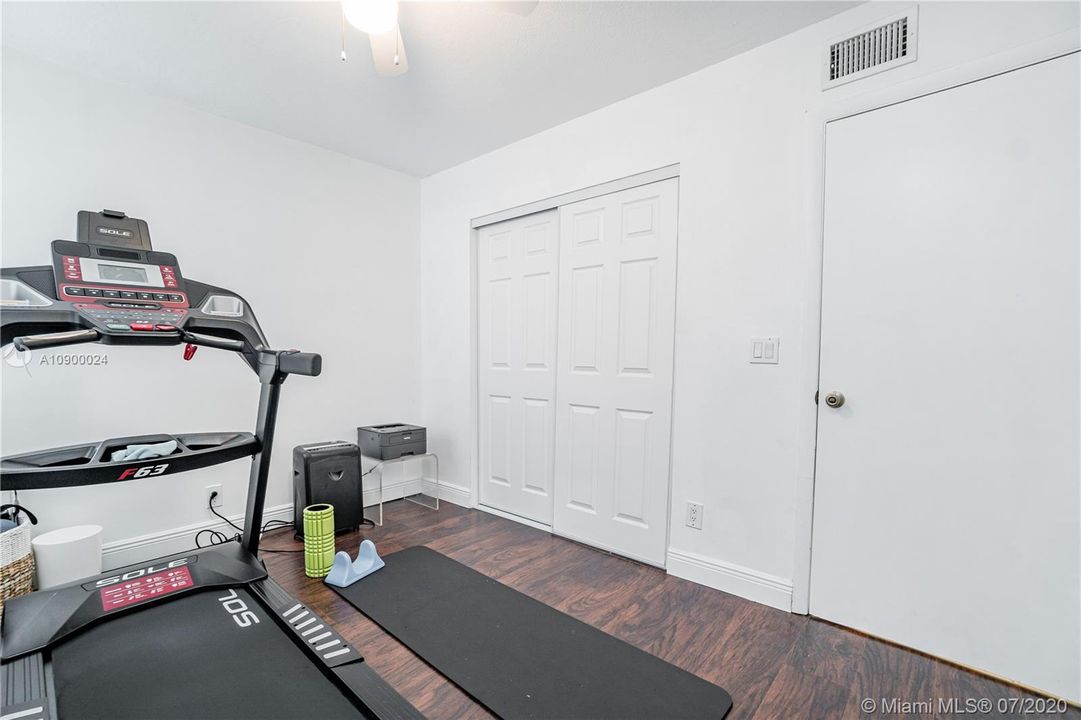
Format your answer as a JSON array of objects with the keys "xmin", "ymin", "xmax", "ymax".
[{"xmin": 325, "ymin": 539, "xmax": 385, "ymax": 588}]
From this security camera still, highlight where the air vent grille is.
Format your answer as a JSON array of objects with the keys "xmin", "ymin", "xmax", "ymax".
[
  {"xmin": 830, "ymin": 17, "xmax": 907, "ymax": 81},
  {"xmin": 823, "ymin": 10, "xmax": 918, "ymax": 89}
]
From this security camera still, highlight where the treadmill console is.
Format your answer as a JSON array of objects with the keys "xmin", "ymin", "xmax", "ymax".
[
  {"xmin": 53, "ymin": 240, "xmax": 189, "ymax": 332},
  {"xmin": 47, "ymin": 208, "xmax": 189, "ymax": 333}
]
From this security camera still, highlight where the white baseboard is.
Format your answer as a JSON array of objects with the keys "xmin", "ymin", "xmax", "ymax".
[
  {"xmin": 363, "ymin": 477, "xmax": 472, "ymax": 509},
  {"xmin": 466, "ymin": 508, "xmax": 793, "ymax": 612},
  {"xmin": 364, "ymin": 477, "xmax": 424, "ymax": 506},
  {"xmin": 107, "ymin": 495, "xmax": 790, "ymax": 615},
  {"xmin": 666, "ymin": 548, "xmax": 794, "ymax": 612},
  {"xmin": 101, "ymin": 503, "xmax": 293, "ymax": 570},
  {"xmin": 101, "ymin": 478, "xmax": 474, "ymax": 570},
  {"xmin": 422, "ymin": 478, "xmax": 472, "ymax": 508}
]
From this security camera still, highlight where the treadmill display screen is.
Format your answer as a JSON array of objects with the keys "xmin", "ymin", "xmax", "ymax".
[
  {"xmin": 99, "ymin": 263, "xmax": 149, "ymax": 283},
  {"xmin": 100, "ymin": 566, "xmax": 194, "ymax": 611}
]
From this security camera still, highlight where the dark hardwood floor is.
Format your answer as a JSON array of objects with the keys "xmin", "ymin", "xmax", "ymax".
[{"xmin": 262, "ymin": 500, "xmax": 1076, "ymax": 720}]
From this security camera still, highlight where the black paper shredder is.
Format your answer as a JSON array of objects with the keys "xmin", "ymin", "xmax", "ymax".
[{"xmin": 292, "ymin": 441, "xmax": 364, "ymax": 536}]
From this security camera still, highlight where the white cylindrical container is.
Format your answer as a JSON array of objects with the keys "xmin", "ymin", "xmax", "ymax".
[{"xmin": 32, "ymin": 525, "xmax": 103, "ymax": 590}]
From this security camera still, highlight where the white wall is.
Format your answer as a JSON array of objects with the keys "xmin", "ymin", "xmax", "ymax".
[
  {"xmin": 1, "ymin": 48, "xmax": 422, "ymax": 567},
  {"xmin": 418, "ymin": 0, "xmax": 1080, "ymax": 611}
]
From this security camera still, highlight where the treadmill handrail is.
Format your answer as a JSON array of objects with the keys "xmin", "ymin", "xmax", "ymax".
[
  {"xmin": 180, "ymin": 329, "xmax": 246, "ymax": 352},
  {"xmin": 13, "ymin": 328, "xmax": 100, "ymax": 351},
  {"xmin": 12, "ymin": 329, "xmax": 320, "ymax": 382}
]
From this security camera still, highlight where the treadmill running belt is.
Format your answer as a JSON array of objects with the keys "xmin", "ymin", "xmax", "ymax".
[
  {"xmin": 52, "ymin": 588, "xmax": 364, "ymax": 720},
  {"xmin": 329, "ymin": 546, "xmax": 733, "ymax": 720}
]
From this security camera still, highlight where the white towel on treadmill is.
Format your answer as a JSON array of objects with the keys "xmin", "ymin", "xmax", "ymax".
[{"xmin": 110, "ymin": 439, "xmax": 178, "ymax": 462}]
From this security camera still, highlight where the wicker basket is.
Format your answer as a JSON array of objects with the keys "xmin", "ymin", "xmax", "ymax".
[{"xmin": 1, "ymin": 514, "xmax": 35, "ymax": 615}]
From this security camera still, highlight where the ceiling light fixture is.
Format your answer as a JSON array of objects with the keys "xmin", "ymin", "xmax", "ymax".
[
  {"xmin": 342, "ymin": 0, "xmax": 399, "ymax": 36},
  {"xmin": 337, "ymin": 1, "xmax": 536, "ymax": 78}
]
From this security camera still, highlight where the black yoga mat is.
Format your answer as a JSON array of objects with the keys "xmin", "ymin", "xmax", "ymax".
[{"xmin": 328, "ymin": 545, "xmax": 733, "ymax": 720}]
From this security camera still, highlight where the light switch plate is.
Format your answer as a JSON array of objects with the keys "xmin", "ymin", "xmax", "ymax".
[{"xmin": 750, "ymin": 336, "xmax": 780, "ymax": 364}]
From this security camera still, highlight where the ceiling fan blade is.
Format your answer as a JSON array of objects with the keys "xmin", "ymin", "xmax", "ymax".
[
  {"xmin": 369, "ymin": 24, "xmax": 408, "ymax": 77},
  {"xmin": 490, "ymin": 1, "xmax": 539, "ymax": 17}
]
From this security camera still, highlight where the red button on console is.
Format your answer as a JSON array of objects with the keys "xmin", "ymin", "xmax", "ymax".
[
  {"xmin": 129, "ymin": 323, "xmax": 154, "ymax": 331},
  {"xmin": 154, "ymin": 325, "xmax": 177, "ymax": 332}
]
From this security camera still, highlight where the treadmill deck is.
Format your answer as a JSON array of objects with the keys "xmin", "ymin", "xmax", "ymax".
[{"xmin": 52, "ymin": 587, "xmax": 362, "ymax": 720}]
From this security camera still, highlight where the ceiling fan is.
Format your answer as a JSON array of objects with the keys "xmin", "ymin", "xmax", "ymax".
[{"xmin": 340, "ymin": 0, "xmax": 539, "ymax": 77}]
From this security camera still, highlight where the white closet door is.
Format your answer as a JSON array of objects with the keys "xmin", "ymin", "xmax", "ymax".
[
  {"xmin": 477, "ymin": 211, "xmax": 559, "ymax": 524},
  {"xmin": 552, "ymin": 179, "xmax": 678, "ymax": 566},
  {"xmin": 811, "ymin": 54, "xmax": 1080, "ymax": 700}
]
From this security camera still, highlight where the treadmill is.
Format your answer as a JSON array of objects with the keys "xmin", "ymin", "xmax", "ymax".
[{"xmin": 0, "ymin": 210, "xmax": 422, "ymax": 720}]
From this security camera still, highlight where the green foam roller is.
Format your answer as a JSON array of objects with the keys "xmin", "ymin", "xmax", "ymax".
[{"xmin": 303, "ymin": 504, "xmax": 336, "ymax": 578}]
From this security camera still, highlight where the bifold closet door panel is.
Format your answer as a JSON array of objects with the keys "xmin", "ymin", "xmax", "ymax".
[
  {"xmin": 477, "ymin": 211, "xmax": 559, "ymax": 524},
  {"xmin": 552, "ymin": 179, "xmax": 679, "ymax": 567}
]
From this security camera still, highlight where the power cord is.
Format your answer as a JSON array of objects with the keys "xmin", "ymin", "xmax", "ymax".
[
  {"xmin": 195, "ymin": 491, "xmax": 372, "ymax": 555},
  {"xmin": 196, "ymin": 492, "xmax": 303, "ymax": 554}
]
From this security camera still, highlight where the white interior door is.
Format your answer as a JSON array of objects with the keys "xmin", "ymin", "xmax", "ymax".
[
  {"xmin": 477, "ymin": 211, "xmax": 559, "ymax": 524},
  {"xmin": 811, "ymin": 54, "xmax": 1080, "ymax": 701},
  {"xmin": 552, "ymin": 179, "xmax": 678, "ymax": 566}
]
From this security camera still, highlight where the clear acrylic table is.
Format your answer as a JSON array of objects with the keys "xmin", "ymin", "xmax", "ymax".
[{"xmin": 361, "ymin": 453, "xmax": 439, "ymax": 526}]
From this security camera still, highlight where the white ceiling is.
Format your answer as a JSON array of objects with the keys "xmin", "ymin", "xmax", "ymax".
[{"xmin": 2, "ymin": 1, "xmax": 857, "ymax": 176}]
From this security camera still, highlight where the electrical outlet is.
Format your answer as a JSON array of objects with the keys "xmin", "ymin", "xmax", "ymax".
[
  {"xmin": 686, "ymin": 501, "xmax": 704, "ymax": 530},
  {"xmin": 206, "ymin": 484, "xmax": 223, "ymax": 511}
]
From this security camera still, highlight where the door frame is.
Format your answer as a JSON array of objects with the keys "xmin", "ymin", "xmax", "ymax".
[
  {"xmin": 469, "ymin": 165, "xmax": 682, "ymax": 539},
  {"xmin": 470, "ymin": 164, "xmax": 680, "ymax": 229},
  {"xmin": 791, "ymin": 31, "xmax": 1081, "ymax": 614}
]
